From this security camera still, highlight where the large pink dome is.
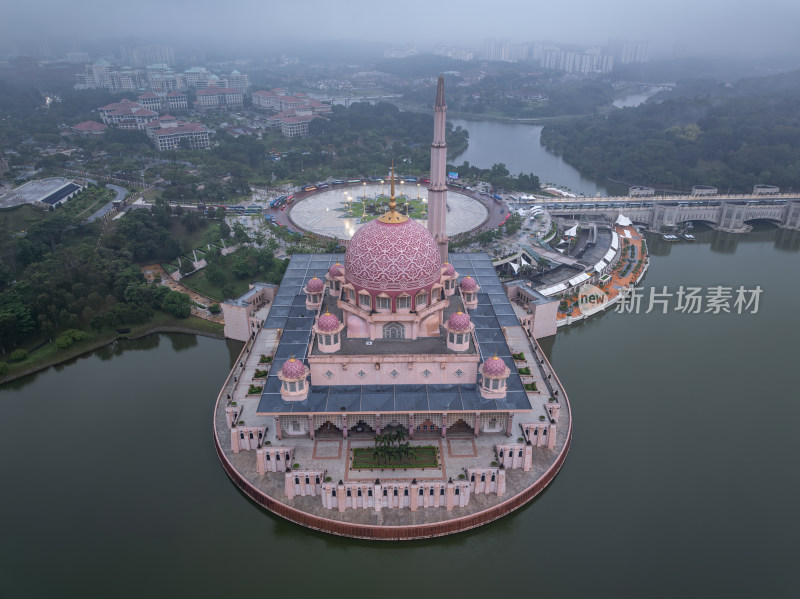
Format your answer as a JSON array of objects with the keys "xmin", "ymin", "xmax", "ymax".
[
  {"xmin": 345, "ymin": 218, "xmax": 441, "ymax": 295},
  {"xmin": 483, "ymin": 356, "xmax": 508, "ymax": 377},
  {"xmin": 281, "ymin": 358, "xmax": 306, "ymax": 379},
  {"xmin": 306, "ymin": 277, "xmax": 324, "ymax": 293},
  {"xmin": 460, "ymin": 276, "xmax": 477, "ymax": 292},
  {"xmin": 447, "ymin": 311, "xmax": 471, "ymax": 331},
  {"xmin": 317, "ymin": 312, "xmax": 340, "ymax": 332}
]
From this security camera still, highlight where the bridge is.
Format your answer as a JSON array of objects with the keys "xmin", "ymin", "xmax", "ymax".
[{"xmin": 535, "ymin": 195, "xmax": 800, "ymax": 233}]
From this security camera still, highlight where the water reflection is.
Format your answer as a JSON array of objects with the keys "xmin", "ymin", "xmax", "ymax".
[
  {"xmin": 774, "ymin": 228, "xmax": 800, "ymax": 252},
  {"xmin": 170, "ymin": 334, "xmax": 199, "ymax": 352}
]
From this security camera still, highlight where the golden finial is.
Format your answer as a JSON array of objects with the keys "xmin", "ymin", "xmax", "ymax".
[{"xmin": 378, "ymin": 161, "xmax": 408, "ymax": 223}]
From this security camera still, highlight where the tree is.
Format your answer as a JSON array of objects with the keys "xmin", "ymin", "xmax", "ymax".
[{"xmin": 160, "ymin": 290, "xmax": 191, "ymax": 318}]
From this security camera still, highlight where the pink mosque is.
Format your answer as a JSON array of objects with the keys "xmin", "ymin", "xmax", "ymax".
[{"xmin": 216, "ymin": 77, "xmax": 572, "ymax": 539}]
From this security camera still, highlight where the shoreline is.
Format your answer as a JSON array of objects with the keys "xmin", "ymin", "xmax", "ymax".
[{"xmin": 1, "ymin": 320, "xmax": 224, "ymax": 386}]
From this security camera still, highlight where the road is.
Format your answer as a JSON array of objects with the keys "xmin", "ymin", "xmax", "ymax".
[{"xmin": 86, "ymin": 184, "xmax": 128, "ymax": 223}]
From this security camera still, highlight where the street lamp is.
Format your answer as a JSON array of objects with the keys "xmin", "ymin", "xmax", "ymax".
[{"xmin": 363, "ymin": 181, "xmax": 367, "ymax": 201}]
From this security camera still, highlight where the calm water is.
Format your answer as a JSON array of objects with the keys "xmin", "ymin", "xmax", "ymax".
[
  {"xmin": 450, "ymin": 118, "xmax": 628, "ymax": 197},
  {"xmin": 612, "ymin": 87, "xmax": 663, "ymax": 109},
  {"xmin": 2, "ymin": 224, "xmax": 798, "ymax": 598}
]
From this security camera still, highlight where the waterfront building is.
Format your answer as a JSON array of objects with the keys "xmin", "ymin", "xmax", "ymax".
[{"xmin": 216, "ymin": 78, "xmax": 570, "ymax": 537}]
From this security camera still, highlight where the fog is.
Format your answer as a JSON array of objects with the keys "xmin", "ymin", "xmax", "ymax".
[{"xmin": 4, "ymin": 0, "xmax": 800, "ymax": 59}]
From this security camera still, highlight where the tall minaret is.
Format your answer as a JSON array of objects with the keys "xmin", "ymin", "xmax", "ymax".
[{"xmin": 428, "ymin": 75, "xmax": 448, "ymax": 263}]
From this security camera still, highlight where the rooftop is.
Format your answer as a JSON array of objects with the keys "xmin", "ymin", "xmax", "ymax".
[{"xmin": 256, "ymin": 253, "xmax": 530, "ymax": 415}]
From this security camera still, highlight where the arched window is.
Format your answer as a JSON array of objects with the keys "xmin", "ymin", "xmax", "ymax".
[
  {"xmin": 481, "ymin": 474, "xmax": 486, "ymax": 482},
  {"xmin": 376, "ymin": 296, "xmax": 391, "ymax": 310},
  {"xmin": 249, "ymin": 432, "xmax": 253, "ymax": 439},
  {"xmin": 368, "ymin": 489, "xmax": 373, "ymax": 497},
  {"xmin": 518, "ymin": 449, "xmax": 523, "ymax": 457},
  {"xmin": 305, "ymin": 476, "xmax": 310, "ymax": 484},
  {"xmin": 419, "ymin": 488, "xmax": 424, "ymax": 496},
  {"xmin": 357, "ymin": 488, "xmax": 362, "ymax": 497},
  {"xmin": 239, "ymin": 432, "xmax": 244, "ymax": 439},
  {"xmin": 470, "ymin": 474, "xmax": 475, "ymax": 482},
  {"xmin": 440, "ymin": 487, "xmax": 445, "ymax": 495},
  {"xmin": 416, "ymin": 291, "xmax": 428, "ymax": 310},
  {"xmin": 455, "ymin": 487, "xmax": 460, "ymax": 495},
  {"xmin": 383, "ymin": 322, "xmax": 405, "ymax": 340},
  {"xmin": 294, "ymin": 476, "xmax": 299, "ymax": 484},
  {"xmin": 265, "ymin": 453, "xmax": 271, "ymax": 461},
  {"xmin": 332, "ymin": 489, "xmax": 336, "ymax": 497},
  {"xmin": 491, "ymin": 474, "xmax": 496, "ymax": 482},
  {"xmin": 393, "ymin": 488, "xmax": 398, "ymax": 496},
  {"xmin": 359, "ymin": 292, "xmax": 371, "ymax": 310},
  {"xmin": 347, "ymin": 489, "xmax": 351, "ymax": 497},
  {"xmin": 404, "ymin": 488, "xmax": 409, "ymax": 496},
  {"xmin": 315, "ymin": 476, "xmax": 320, "ymax": 484},
  {"xmin": 396, "ymin": 295, "xmax": 411, "ymax": 310},
  {"xmin": 429, "ymin": 487, "xmax": 434, "ymax": 495}
]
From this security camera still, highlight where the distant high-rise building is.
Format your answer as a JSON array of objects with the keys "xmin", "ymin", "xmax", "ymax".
[
  {"xmin": 121, "ymin": 45, "xmax": 175, "ymax": 67},
  {"xmin": 609, "ymin": 39, "xmax": 649, "ymax": 64},
  {"xmin": 483, "ymin": 38, "xmax": 511, "ymax": 62},
  {"xmin": 67, "ymin": 52, "xmax": 90, "ymax": 64},
  {"xmin": 383, "ymin": 44, "xmax": 417, "ymax": 59}
]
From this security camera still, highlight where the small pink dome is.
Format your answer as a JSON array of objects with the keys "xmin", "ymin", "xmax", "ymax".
[
  {"xmin": 483, "ymin": 356, "xmax": 508, "ymax": 377},
  {"xmin": 442, "ymin": 263, "xmax": 456, "ymax": 277},
  {"xmin": 460, "ymin": 276, "xmax": 477, "ymax": 292},
  {"xmin": 281, "ymin": 358, "xmax": 306, "ymax": 379},
  {"xmin": 306, "ymin": 277, "xmax": 324, "ymax": 293},
  {"xmin": 317, "ymin": 311, "xmax": 340, "ymax": 332},
  {"xmin": 447, "ymin": 311, "xmax": 471, "ymax": 332},
  {"xmin": 328, "ymin": 262, "xmax": 343, "ymax": 277}
]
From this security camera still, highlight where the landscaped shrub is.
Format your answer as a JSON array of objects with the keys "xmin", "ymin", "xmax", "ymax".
[
  {"xmin": 247, "ymin": 384, "xmax": 263, "ymax": 394},
  {"xmin": 9, "ymin": 349, "xmax": 28, "ymax": 362},
  {"xmin": 512, "ymin": 352, "xmax": 525, "ymax": 361},
  {"xmin": 518, "ymin": 367, "xmax": 531, "ymax": 375},
  {"xmin": 209, "ymin": 303, "xmax": 221, "ymax": 314},
  {"xmin": 253, "ymin": 369, "xmax": 268, "ymax": 378},
  {"xmin": 524, "ymin": 382, "xmax": 537, "ymax": 391},
  {"xmin": 55, "ymin": 329, "xmax": 90, "ymax": 350},
  {"xmin": 55, "ymin": 335, "xmax": 74, "ymax": 349},
  {"xmin": 259, "ymin": 354, "xmax": 272, "ymax": 364}
]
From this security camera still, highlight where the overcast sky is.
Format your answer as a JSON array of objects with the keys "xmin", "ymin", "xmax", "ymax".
[{"xmin": 4, "ymin": 0, "xmax": 800, "ymax": 59}]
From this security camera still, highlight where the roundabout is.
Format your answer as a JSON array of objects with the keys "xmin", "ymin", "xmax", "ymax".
[{"xmin": 289, "ymin": 184, "xmax": 489, "ymax": 240}]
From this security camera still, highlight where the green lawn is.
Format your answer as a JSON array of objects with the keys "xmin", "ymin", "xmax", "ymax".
[{"xmin": 352, "ymin": 446, "xmax": 439, "ymax": 469}]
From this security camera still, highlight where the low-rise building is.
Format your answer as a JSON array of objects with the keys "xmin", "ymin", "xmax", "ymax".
[
  {"xmin": 195, "ymin": 87, "xmax": 244, "ymax": 111},
  {"xmin": 137, "ymin": 91, "xmax": 188, "ymax": 113},
  {"xmin": 71, "ymin": 121, "xmax": 108, "ymax": 135},
  {"xmin": 144, "ymin": 116, "xmax": 210, "ymax": 151},
  {"xmin": 98, "ymin": 99, "xmax": 158, "ymax": 130}
]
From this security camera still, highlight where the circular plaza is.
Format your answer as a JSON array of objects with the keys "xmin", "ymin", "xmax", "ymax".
[{"xmin": 289, "ymin": 184, "xmax": 489, "ymax": 240}]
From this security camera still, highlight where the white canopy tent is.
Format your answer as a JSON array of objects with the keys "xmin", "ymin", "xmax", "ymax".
[
  {"xmin": 615, "ymin": 214, "xmax": 633, "ymax": 227},
  {"xmin": 564, "ymin": 224, "xmax": 578, "ymax": 237}
]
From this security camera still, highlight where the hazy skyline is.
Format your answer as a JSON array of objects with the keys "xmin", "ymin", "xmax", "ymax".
[{"xmin": 4, "ymin": 0, "xmax": 800, "ymax": 59}]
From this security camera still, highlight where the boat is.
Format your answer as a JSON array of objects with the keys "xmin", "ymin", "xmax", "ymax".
[{"xmin": 682, "ymin": 234, "xmax": 695, "ymax": 241}]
